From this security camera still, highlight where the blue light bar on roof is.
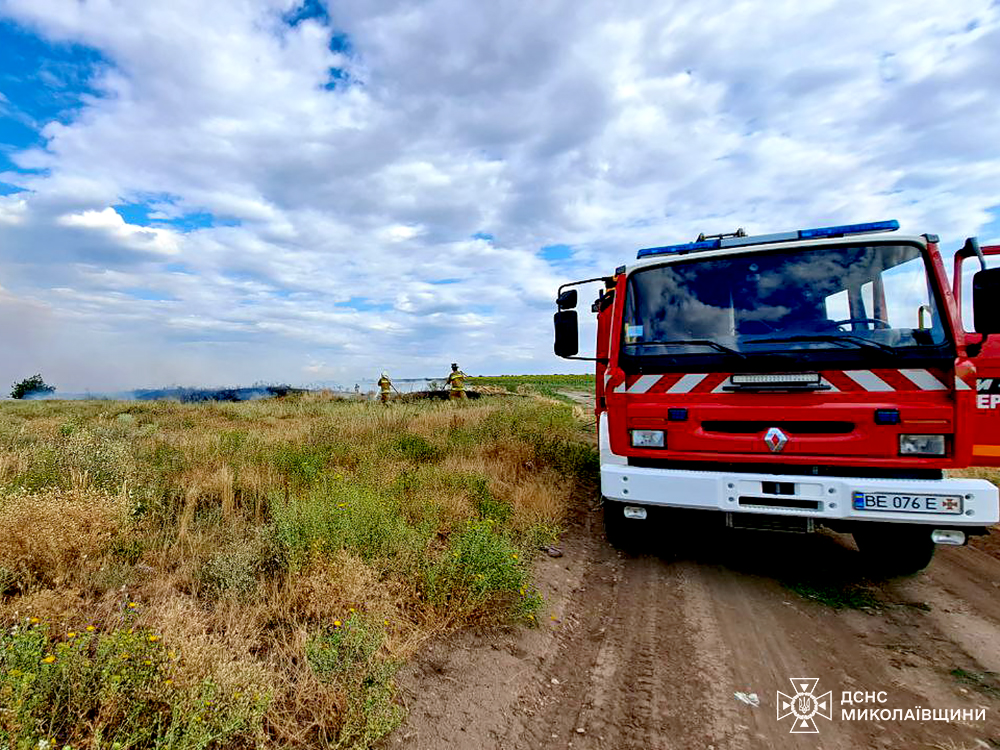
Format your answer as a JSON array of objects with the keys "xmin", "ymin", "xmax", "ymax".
[
  {"xmin": 636, "ymin": 239, "xmax": 719, "ymax": 258},
  {"xmin": 636, "ymin": 219, "xmax": 900, "ymax": 259},
  {"xmin": 798, "ymin": 219, "xmax": 899, "ymax": 239}
]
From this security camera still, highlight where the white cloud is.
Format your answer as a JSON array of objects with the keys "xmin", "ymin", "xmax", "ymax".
[
  {"xmin": 0, "ymin": 0, "xmax": 998, "ymax": 391},
  {"xmin": 58, "ymin": 207, "xmax": 180, "ymax": 255},
  {"xmin": 0, "ymin": 196, "xmax": 26, "ymax": 225}
]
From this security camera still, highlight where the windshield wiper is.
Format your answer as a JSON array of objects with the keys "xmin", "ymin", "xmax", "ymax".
[
  {"xmin": 624, "ymin": 339, "xmax": 746, "ymax": 358},
  {"xmin": 743, "ymin": 334, "xmax": 897, "ymax": 353}
]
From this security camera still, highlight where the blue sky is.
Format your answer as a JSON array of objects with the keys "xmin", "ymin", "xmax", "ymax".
[
  {"xmin": 1, "ymin": 0, "xmax": 999, "ymax": 391},
  {"xmin": 0, "ymin": 19, "xmax": 105, "ymax": 184}
]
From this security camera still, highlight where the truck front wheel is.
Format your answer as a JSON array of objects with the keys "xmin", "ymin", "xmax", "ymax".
[
  {"xmin": 603, "ymin": 499, "xmax": 645, "ymax": 551},
  {"xmin": 852, "ymin": 524, "xmax": 936, "ymax": 577}
]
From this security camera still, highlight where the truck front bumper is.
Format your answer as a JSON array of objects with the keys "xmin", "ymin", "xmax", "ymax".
[{"xmin": 601, "ymin": 464, "xmax": 1000, "ymax": 527}]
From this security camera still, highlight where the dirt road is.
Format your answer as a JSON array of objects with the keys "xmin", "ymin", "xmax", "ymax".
[{"xmin": 389, "ymin": 501, "xmax": 1000, "ymax": 750}]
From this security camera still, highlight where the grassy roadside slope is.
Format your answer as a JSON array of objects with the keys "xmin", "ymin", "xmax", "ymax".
[{"xmin": 0, "ymin": 393, "xmax": 596, "ymax": 749}]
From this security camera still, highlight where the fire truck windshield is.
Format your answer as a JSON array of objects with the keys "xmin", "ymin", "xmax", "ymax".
[{"xmin": 621, "ymin": 243, "xmax": 950, "ymax": 366}]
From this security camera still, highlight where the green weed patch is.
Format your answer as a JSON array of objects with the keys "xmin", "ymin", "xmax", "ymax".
[{"xmin": 0, "ymin": 621, "xmax": 268, "ymax": 748}]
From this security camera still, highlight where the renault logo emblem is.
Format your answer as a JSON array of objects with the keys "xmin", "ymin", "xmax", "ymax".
[{"xmin": 764, "ymin": 427, "xmax": 788, "ymax": 453}]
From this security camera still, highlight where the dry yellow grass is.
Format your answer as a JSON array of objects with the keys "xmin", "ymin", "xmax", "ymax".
[{"xmin": 0, "ymin": 487, "xmax": 127, "ymax": 590}]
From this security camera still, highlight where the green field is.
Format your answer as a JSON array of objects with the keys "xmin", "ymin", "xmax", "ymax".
[
  {"xmin": 0, "ymin": 394, "xmax": 596, "ymax": 749},
  {"xmin": 469, "ymin": 374, "xmax": 594, "ymax": 401}
]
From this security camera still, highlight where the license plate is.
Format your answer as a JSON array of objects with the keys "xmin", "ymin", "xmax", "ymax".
[{"xmin": 851, "ymin": 491, "xmax": 963, "ymax": 514}]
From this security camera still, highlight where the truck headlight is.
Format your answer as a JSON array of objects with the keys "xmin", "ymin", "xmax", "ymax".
[
  {"xmin": 631, "ymin": 429, "xmax": 665, "ymax": 448},
  {"xmin": 898, "ymin": 434, "xmax": 946, "ymax": 456}
]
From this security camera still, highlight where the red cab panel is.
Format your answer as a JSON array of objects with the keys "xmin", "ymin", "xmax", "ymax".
[{"xmin": 955, "ymin": 243, "xmax": 1000, "ymax": 465}]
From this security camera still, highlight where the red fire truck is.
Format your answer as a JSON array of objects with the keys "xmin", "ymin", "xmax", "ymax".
[{"xmin": 554, "ymin": 220, "xmax": 1000, "ymax": 574}]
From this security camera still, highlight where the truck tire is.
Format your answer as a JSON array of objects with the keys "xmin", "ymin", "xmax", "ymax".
[
  {"xmin": 603, "ymin": 499, "xmax": 645, "ymax": 551},
  {"xmin": 852, "ymin": 524, "xmax": 936, "ymax": 577}
]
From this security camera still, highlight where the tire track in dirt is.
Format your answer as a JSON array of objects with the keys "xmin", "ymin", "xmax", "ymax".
[
  {"xmin": 501, "ymin": 527, "xmax": 721, "ymax": 750},
  {"xmin": 389, "ymin": 505, "xmax": 1000, "ymax": 750}
]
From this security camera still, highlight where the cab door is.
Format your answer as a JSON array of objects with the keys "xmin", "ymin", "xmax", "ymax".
[{"xmin": 955, "ymin": 242, "xmax": 1000, "ymax": 465}]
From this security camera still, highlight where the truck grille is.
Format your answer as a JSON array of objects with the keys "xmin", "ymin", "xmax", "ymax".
[
  {"xmin": 701, "ymin": 420, "xmax": 854, "ymax": 434},
  {"xmin": 726, "ymin": 513, "xmax": 815, "ymax": 533},
  {"xmin": 738, "ymin": 496, "xmax": 821, "ymax": 511}
]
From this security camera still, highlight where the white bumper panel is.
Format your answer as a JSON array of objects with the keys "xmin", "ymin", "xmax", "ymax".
[{"xmin": 601, "ymin": 464, "xmax": 1000, "ymax": 526}]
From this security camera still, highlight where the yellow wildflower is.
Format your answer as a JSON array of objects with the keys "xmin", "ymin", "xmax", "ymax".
[
  {"xmin": 86, "ymin": 625, "xmax": 96, "ymax": 632},
  {"xmin": 148, "ymin": 635, "xmax": 160, "ymax": 642},
  {"xmin": 349, "ymin": 608, "xmax": 355, "ymax": 613},
  {"xmin": 29, "ymin": 617, "xmax": 39, "ymax": 624},
  {"xmin": 127, "ymin": 602, "xmax": 138, "ymax": 609},
  {"xmin": 164, "ymin": 679, "xmax": 173, "ymax": 686},
  {"xmin": 384, "ymin": 619, "xmax": 390, "ymax": 626},
  {"xmin": 41, "ymin": 655, "xmax": 55, "ymax": 664},
  {"xmin": 144, "ymin": 660, "xmax": 152, "ymax": 666},
  {"xmin": 333, "ymin": 620, "xmax": 342, "ymax": 628}
]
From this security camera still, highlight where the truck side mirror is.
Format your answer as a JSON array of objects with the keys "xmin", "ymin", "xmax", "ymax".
[
  {"xmin": 973, "ymin": 267, "xmax": 1000, "ymax": 334},
  {"xmin": 557, "ymin": 289, "xmax": 578, "ymax": 310},
  {"xmin": 554, "ymin": 310, "xmax": 579, "ymax": 357}
]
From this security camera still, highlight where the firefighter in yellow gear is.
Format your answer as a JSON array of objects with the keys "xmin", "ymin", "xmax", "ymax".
[
  {"xmin": 377, "ymin": 371, "xmax": 393, "ymax": 404},
  {"xmin": 446, "ymin": 363, "xmax": 468, "ymax": 400}
]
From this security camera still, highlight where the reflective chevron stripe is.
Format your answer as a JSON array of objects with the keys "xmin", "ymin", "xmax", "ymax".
[
  {"xmin": 843, "ymin": 370, "xmax": 893, "ymax": 392},
  {"xmin": 898, "ymin": 369, "xmax": 947, "ymax": 390},
  {"xmin": 613, "ymin": 369, "xmax": 955, "ymax": 394},
  {"xmin": 666, "ymin": 374, "xmax": 707, "ymax": 393},
  {"xmin": 628, "ymin": 374, "xmax": 663, "ymax": 394}
]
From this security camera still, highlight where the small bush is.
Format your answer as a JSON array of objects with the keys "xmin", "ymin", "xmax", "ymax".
[
  {"xmin": 13, "ymin": 445, "xmax": 63, "ymax": 491},
  {"xmin": 306, "ymin": 614, "xmax": 384, "ymax": 679},
  {"xmin": 195, "ymin": 528, "xmax": 286, "ymax": 599},
  {"xmin": 465, "ymin": 474, "xmax": 512, "ymax": 524},
  {"xmin": 394, "ymin": 433, "xmax": 441, "ymax": 463},
  {"xmin": 423, "ymin": 521, "xmax": 538, "ymax": 620},
  {"xmin": 217, "ymin": 430, "xmax": 249, "ymax": 458},
  {"xmin": 198, "ymin": 539, "xmax": 262, "ymax": 599},
  {"xmin": 63, "ymin": 428, "xmax": 135, "ymax": 490},
  {"xmin": 539, "ymin": 439, "xmax": 599, "ymax": 478},
  {"xmin": 272, "ymin": 444, "xmax": 329, "ymax": 488},
  {"xmin": 10, "ymin": 374, "xmax": 55, "ymax": 400},
  {"xmin": 306, "ymin": 615, "xmax": 402, "ymax": 749},
  {"xmin": 109, "ymin": 535, "xmax": 146, "ymax": 565}
]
